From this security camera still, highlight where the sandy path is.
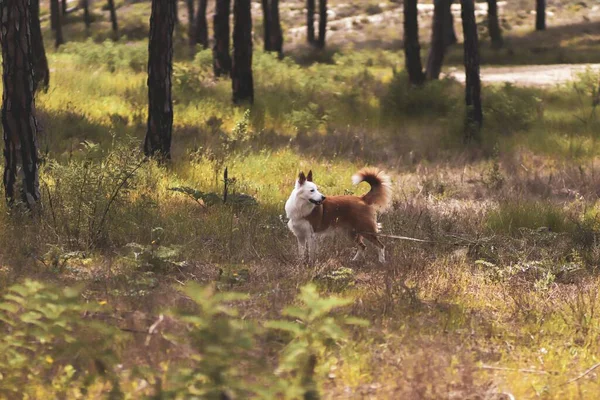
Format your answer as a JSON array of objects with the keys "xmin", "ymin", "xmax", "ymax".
[{"xmin": 448, "ymin": 64, "xmax": 600, "ymax": 87}]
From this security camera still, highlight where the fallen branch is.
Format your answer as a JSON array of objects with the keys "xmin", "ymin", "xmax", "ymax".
[
  {"xmin": 145, "ymin": 314, "xmax": 164, "ymax": 346},
  {"xmin": 561, "ymin": 362, "xmax": 600, "ymax": 386},
  {"xmin": 480, "ymin": 365, "xmax": 557, "ymax": 375}
]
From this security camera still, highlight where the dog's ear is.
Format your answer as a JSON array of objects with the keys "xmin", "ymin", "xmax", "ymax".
[
  {"xmin": 307, "ymin": 170, "xmax": 313, "ymax": 182},
  {"xmin": 298, "ymin": 171, "xmax": 306, "ymax": 185}
]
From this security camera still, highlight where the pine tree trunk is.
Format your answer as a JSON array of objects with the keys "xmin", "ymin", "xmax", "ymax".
[
  {"xmin": 306, "ymin": 0, "xmax": 315, "ymax": 44},
  {"xmin": 195, "ymin": 0, "xmax": 208, "ymax": 48},
  {"xmin": 82, "ymin": 0, "xmax": 91, "ymax": 30},
  {"xmin": 444, "ymin": 0, "xmax": 457, "ymax": 46},
  {"xmin": 426, "ymin": 0, "xmax": 447, "ymax": 80},
  {"xmin": 174, "ymin": 0, "xmax": 179, "ymax": 25},
  {"xmin": 61, "ymin": 0, "xmax": 67, "ymax": 14},
  {"xmin": 187, "ymin": 0, "xmax": 196, "ymax": 55},
  {"xmin": 404, "ymin": 0, "xmax": 425, "ymax": 84},
  {"xmin": 107, "ymin": 0, "xmax": 118, "ymax": 33},
  {"xmin": 270, "ymin": 0, "xmax": 283, "ymax": 57},
  {"xmin": 213, "ymin": 0, "xmax": 232, "ymax": 77},
  {"xmin": 232, "ymin": 0, "xmax": 253, "ymax": 104},
  {"xmin": 461, "ymin": 0, "xmax": 482, "ymax": 141},
  {"xmin": 261, "ymin": 0, "xmax": 272, "ymax": 51},
  {"xmin": 50, "ymin": 0, "xmax": 64, "ymax": 48},
  {"xmin": 144, "ymin": 0, "xmax": 175, "ymax": 160},
  {"xmin": 31, "ymin": 0, "xmax": 50, "ymax": 92},
  {"xmin": 535, "ymin": 0, "xmax": 545, "ymax": 30},
  {"xmin": 487, "ymin": 0, "xmax": 503, "ymax": 48},
  {"xmin": 1, "ymin": 0, "xmax": 41, "ymax": 209},
  {"xmin": 317, "ymin": 0, "xmax": 326, "ymax": 48}
]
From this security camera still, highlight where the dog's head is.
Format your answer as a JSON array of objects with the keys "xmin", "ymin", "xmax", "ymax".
[{"xmin": 294, "ymin": 170, "xmax": 326, "ymax": 206}]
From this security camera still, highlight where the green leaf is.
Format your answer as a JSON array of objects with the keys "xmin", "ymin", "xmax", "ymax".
[{"xmin": 264, "ymin": 320, "xmax": 303, "ymax": 334}]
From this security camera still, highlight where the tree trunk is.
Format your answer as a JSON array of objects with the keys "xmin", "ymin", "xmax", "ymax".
[
  {"xmin": 487, "ymin": 0, "xmax": 503, "ymax": 48},
  {"xmin": 174, "ymin": 0, "xmax": 179, "ymax": 25},
  {"xmin": 31, "ymin": 0, "xmax": 50, "ymax": 92},
  {"xmin": 404, "ymin": 0, "xmax": 425, "ymax": 84},
  {"xmin": 317, "ymin": 0, "xmax": 326, "ymax": 48},
  {"xmin": 1, "ymin": 0, "xmax": 41, "ymax": 209},
  {"xmin": 61, "ymin": 0, "xmax": 67, "ymax": 14},
  {"xmin": 82, "ymin": 0, "xmax": 91, "ymax": 30},
  {"xmin": 213, "ymin": 0, "xmax": 232, "ymax": 77},
  {"xmin": 444, "ymin": 0, "xmax": 457, "ymax": 46},
  {"xmin": 187, "ymin": 0, "xmax": 195, "ymax": 55},
  {"xmin": 144, "ymin": 0, "xmax": 175, "ymax": 160},
  {"xmin": 107, "ymin": 0, "xmax": 118, "ymax": 33},
  {"xmin": 50, "ymin": 0, "xmax": 64, "ymax": 48},
  {"xmin": 232, "ymin": 0, "xmax": 253, "ymax": 104},
  {"xmin": 426, "ymin": 0, "xmax": 447, "ymax": 80},
  {"xmin": 461, "ymin": 0, "xmax": 482, "ymax": 142},
  {"xmin": 306, "ymin": 0, "xmax": 315, "ymax": 44},
  {"xmin": 535, "ymin": 0, "xmax": 545, "ymax": 30},
  {"xmin": 261, "ymin": 0, "xmax": 272, "ymax": 51},
  {"xmin": 270, "ymin": 0, "xmax": 283, "ymax": 57},
  {"xmin": 195, "ymin": 0, "xmax": 208, "ymax": 48}
]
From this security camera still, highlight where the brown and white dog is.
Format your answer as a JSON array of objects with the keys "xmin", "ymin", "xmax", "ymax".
[{"xmin": 285, "ymin": 168, "xmax": 392, "ymax": 263}]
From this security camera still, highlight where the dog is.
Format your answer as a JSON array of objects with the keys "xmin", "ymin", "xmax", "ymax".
[{"xmin": 285, "ymin": 168, "xmax": 392, "ymax": 263}]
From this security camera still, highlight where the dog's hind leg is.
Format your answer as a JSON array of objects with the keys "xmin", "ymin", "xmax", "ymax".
[
  {"xmin": 365, "ymin": 234, "xmax": 386, "ymax": 263},
  {"xmin": 351, "ymin": 234, "xmax": 367, "ymax": 261}
]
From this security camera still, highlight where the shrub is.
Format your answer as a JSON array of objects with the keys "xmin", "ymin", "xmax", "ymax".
[
  {"xmin": 486, "ymin": 200, "xmax": 574, "ymax": 235},
  {"xmin": 484, "ymin": 83, "xmax": 541, "ymax": 135}
]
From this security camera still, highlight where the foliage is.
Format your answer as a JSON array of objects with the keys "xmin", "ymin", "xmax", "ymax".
[
  {"xmin": 486, "ymin": 201, "xmax": 574, "ymax": 235},
  {"xmin": 484, "ymin": 83, "xmax": 541, "ymax": 135},
  {"xmin": 59, "ymin": 39, "xmax": 148, "ymax": 72}
]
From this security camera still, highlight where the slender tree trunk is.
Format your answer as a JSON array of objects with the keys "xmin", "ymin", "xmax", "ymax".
[
  {"xmin": 31, "ymin": 0, "xmax": 50, "ymax": 92},
  {"xmin": 261, "ymin": 0, "xmax": 272, "ymax": 51},
  {"xmin": 187, "ymin": 0, "xmax": 195, "ymax": 55},
  {"xmin": 174, "ymin": 0, "xmax": 179, "ymax": 25},
  {"xmin": 232, "ymin": 0, "xmax": 253, "ymax": 104},
  {"xmin": 487, "ymin": 0, "xmax": 503, "ymax": 48},
  {"xmin": 535, "ymin": 0, "xmax": 545, "ymax": 30},
  {"xmin": 50, "ymin": 0, "xmax": 64, "ymax": 48},
  {"xmin": 461, "ymin": 0, "xmax": 482, "ymax": 141},
  {"xmin": 307, "ymin": 0, "xmax": 315, "ymax": 44},
  {"xmin": 1, "ymin": 0, "xmax": 41, "ymax": 209},
  {"xmin": 107, "ymin": 0, "xmax": 118, "ymax": 34},
  {"xmin": 195, "ymin": 0, "xmax": 208, "ymax": 48},
  {"xmin": 213, "ymin": 0, "xmax": 232, "ymax": 77},
  {"xmin": 82, "ymin": 0, "xmax": 91, "ymax": 30},
  {"xmin": 144, "ymin": 0, "xmax": 175, "ymax": 159},
  {"xmin": 444, "ymin": 0, "xmax": 457, "ymax": 46},
  {"xmin": 317, "ymin": 0, "xmax": 326, "ymax": 48},
  {"xmin": 270, "ymin": 0, "xmax": 283, "ymax": 57},
  {"xmin": 404, "ymin": 0, "xmax": 424, "ymax": 84},
  {"xmin": 426, "ymin": 0, "xmax": 447, "ymax": 80},
  {"xmin": 61, "ymin": 0, "xmax": 67, "ymax": 14}
]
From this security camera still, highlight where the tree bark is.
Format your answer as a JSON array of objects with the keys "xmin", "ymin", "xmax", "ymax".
[
  {"xmin": 144, "ymin": 0, "xmax": 175, "ymax": 160},
  {"xmin": 213, "ymin": 0, "xmax": 232, "ymax": 77},
  {"xmin": 195, "ymin": 0, "xmax": 208, "ymax": 48},
  {"xmin": 61, "ymin": 0, "xmax": 66, "ymax": 14},
  {"xmin": 461, "ymin": 0, "xmax": 482, "ymax": 141},
  {"xmin": 444, "ymin": 0, "xmax": 457, "ymax": 46},
  {"xmin": 187, "ymin": 0, "xmax": 195, "ymax": 55},
  {"xmin": 307, "ymin": 0, "xmax": 315, "ymax": 44},
  {"xmin": 270, "ymin": 0, "xmax": 283, "ymax": 57},
  {"xmin": 404, "ymin": 0, "xmax": 425, "ymax": 84},
  {"xmin": 487, "ymin": 0, "xmax": 503, "ymax": 48},
  {"xmin": 1, "ymin": 0, "xmax": 41, "ymax": 209},
  {"xmin": 317, "ymin": 0, "xmax": 326, "ymax": 48},
  {"xmin": 426, "ymin": 0, "xmax": 448, "ymax": 80},
  {"xmin": 535, "ymin": 0, "xmax": 545, "ymax": 31},
  {"xmin": 107, "ymin": 0, "xmax": 118, "ymax": 33},
  {"xmin": 82, "ymin": 0, "xmax": 91, "ymax": 30},
  {"xmin": 261, "ymin": 0, "xmax": 272, "ymax": 51},
  {"xmin": 31, "ymin": 0, "xmax": 50, "ymax": 92},
  {"xmin": 232, "ymin": 0, "xmax": 253, "ymax": 104},
  {"xmin": 50, "ymin": 0, "xmax": 64, "ymax": 48}
]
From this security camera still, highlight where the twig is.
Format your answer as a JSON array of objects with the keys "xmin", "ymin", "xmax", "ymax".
[
  {"xmin": 145, "ymin": 314, "xmax": 164, "ymax": 346},
  {"xmin": 480, "ymin": 365, "xmax": 557, "ymax": 375},
  {"xmin": 561, "ymin": 362, "xmax": 600, "ymax": 386}
]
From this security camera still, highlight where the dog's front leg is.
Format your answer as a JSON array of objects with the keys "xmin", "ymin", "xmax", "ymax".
[
  {"xmin": 307, "ymin": 234, "xmax": 318, "ymax": 264},
  {"xmin": 297, "ymin": 236, "xmax": 307, "ymax": 260}
]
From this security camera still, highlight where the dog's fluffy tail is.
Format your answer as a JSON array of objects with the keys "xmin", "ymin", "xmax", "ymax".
[{"xmin": 352, "ymin": 167, "xmax": 392, "ymax": 210}]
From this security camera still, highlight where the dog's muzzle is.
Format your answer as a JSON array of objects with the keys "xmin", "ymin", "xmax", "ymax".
[{"xmin": 309, "ymin": 196, "xmax": 326, "ymax": 206}]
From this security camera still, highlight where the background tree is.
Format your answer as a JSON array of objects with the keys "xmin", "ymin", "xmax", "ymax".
[
  {"xmin": 144, "ymin": 0, "xmax": 176, "ymax": 159},
  {"xmin": 445, "ymin": 0, "xmax": 457, "ymax": 46},
  {"xmin": 195, "ymin": 0, "xmax": 209, "ymax": 49},
  {"xmin": 31, "ymin": 0, "xmax": 50, "ymax": 92},
  {"xmin": 404, "ymin": 0, "xmax": 425, "ymax": 84},
  {"xmin": 262, "ymin": 0, "xmax": 283, "ymax": 56},
  {"xmin": 426, "ymin": 0, "xmax": 447, "ymax": 80},
  {"xmin": 213, "ymin": 0, "xmax": 232, "ymax": 77},
  {"xmin": 1, "ymin": 0, "xmax": 41, "ymax": 209},
  {"xmin": 317, "ymin": 0, "xmax": 327, "ymax": 48},
  {"xmin": 107, "ymin": 0, "xmax": 118, "ymax": 35},
  {"xmin": 61, "ymin": 0, "xmax": 67, "ymax": 14},
  {"xmin": 306, "ymin": 0, "xmax": 315, "ymax": 44},
  {"xmin": 232, "ymin": 0, "xmax": 253, "ymax": 104},
  {"xmin": 487, "ymin": 0, "xmax": 503, "ymax": 48},
  {"xmin": 187, "ymin": 0, "xmax": 195, "ymax": 55},
  {"xmin": 461, "ymin": 0, "xmax": 482, "ymax": 141},
  {"xmin": 82, "ymin": 0, "xmax": 91, "ymax": 31},
  {"xmin": 50, "ymin": 0, "xmax": 64, "ymax": 48},
  {"xmin": 536, "ymin": 0, "xmax": 545, "ymax": 30},
  {"xmin": 261, "ymin": 0, "xmax": 272, "ymax": 51}
]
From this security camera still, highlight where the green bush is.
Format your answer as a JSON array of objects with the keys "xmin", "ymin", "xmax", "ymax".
[
  {"xmin": 486, "ymin": 200, "xmax": 574, "ymax": 235},
  {"xmin": 60, "ymin": 39, "xmax": 148, "ymax": 72},
  {"xmin": 484, "ymin": 83, "xmax": 541, "ymax": 135}
]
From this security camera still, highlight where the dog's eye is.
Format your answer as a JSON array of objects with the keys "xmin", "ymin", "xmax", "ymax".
[{"xmin": 310, "ymin": 189, "xmax": 315, "ymax": 193}]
